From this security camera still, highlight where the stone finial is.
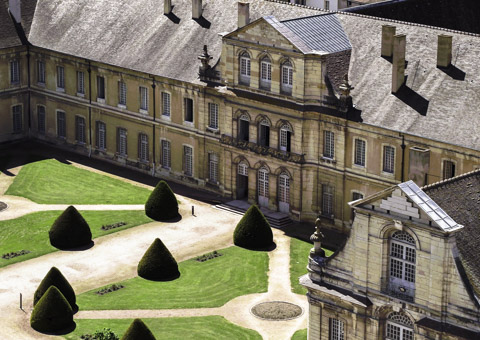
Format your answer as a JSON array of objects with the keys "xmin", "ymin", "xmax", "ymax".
[
  {"xmin": 310, "ymin": 216, "xmax": 325, "ymax": 257},
  {"xmin": 198, "ymin": 45, "xmax": 212, "ymax": 79},
  {"xmin": 339, "ymin": 74, "xmax": 354, "ymax": 112}
]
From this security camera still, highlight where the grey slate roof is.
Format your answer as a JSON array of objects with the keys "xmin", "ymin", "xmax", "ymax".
[
  {"xmin": 0, "ymin": 0, "xmax": 37, "ymax": 49},
  {"xmin": 281, "ymin": 14, "xmax": 352, "ymax": 53}
]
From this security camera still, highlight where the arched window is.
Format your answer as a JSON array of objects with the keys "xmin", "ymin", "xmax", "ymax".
[
  {"xmin": 281, "ymin": 61, "xmax": 293, "ymax": 94},
  {"xmin": 258, "ymin": 118, "xmax": 270, "ymax": 147},
  {"xmin": 238, "ymin": 162, "xmax": 248, "ymax": 176},
  {"xmin": 386, "ymin": 312, "xmax": 414, "ymax": 340},
  {"xmin": 258, "ymin": 167, "xmax": 269, "ymax": 207},
  {"xmin": 239, "ymin": 52, "xmax": 251, "ymax": 86},
  {"xmin": 279, "ymin": 124, "xmax": 292, "ymax": 152},
  {"xmin": 260, "ymin": 56, "xmax": 272, "ymax": 90},
  {"xmin": 238, "ymin": 113, "xmax": 250, "ymax": 142},
  {"xmin": 279, "ymin": 173, "xmax": 290, "ymax": 204},
  {"xmin": 388, "ymin": 231, "xmax": 416, "ymax": 301}
]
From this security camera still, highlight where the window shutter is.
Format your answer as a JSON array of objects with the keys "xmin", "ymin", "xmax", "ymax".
[
  {"xmin": 286, "ymin": 131, "xmax": 291, "ymax": 152},
  {"xmin": 95, "ymin": 121, "xmax": 99, "ymax": 148}
]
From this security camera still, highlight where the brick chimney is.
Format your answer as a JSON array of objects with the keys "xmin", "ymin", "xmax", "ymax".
[
  {"xmin": 164, "ymin": 0, "xmax": 172, "ymax": 15},
  {"xmin": 437, "ymin": 34, "xmax": 452, "ymax": 68},
  {"xmin": 238, "ymin": 2, "xmax": 249, "ymax": 28},
  {"xmin": 381, "ymin": 25, "xmax": 396, "ymax": 58},
  {"xmin": 8, "ymin": 0, "xmax": 21, "ymax": 24},
  {"xmin": 392, "ymin": 34, "xmax": 406, "ymax": 94},
  {"xmin": 192, "ymin": 0, "xmax": 202, "ymax": 19}
]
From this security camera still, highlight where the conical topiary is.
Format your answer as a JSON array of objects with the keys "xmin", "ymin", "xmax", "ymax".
[
  {"xmin": 145, "ymin": 180, "xmax": 179, "ymax": 221},
  {"xmin": 233, "ymin": 205, "xmax": 273, "ymax": 250},
  {"xmin": 121, "ymin": 319, "xmax": 156, "ymax": 340},
  {"xmin": 34, "ymin": 267, "xmax": 77, "ymax": 311},
  {"xmin": 49, "ymin": 206, "xmax": 92, "ymax": 249},
  {"xmin": 30, "ymin": 286, "xmax": 74, "ymax": 333},
  {"xmin": 137, "ymin": 238, "xmax": 180, "ymax": 281}
]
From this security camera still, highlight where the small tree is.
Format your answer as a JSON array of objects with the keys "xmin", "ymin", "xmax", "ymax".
[
  {"xmin": 34, "ymin": 267, "xmax": 77, "ymax": 311},
  {"xmin": 233, "ymin": 205, "xmax": 273, "ymax": 249},
  {"xmin": 121, "ymin": 319, "xmax": 156, "ymax": 340},
  {"xmin": 30, "ymin": 286, "xmax": 74, "ymax": 333},
  {"xmin": 145, "ymin": 180, "xmax": 179, "ymax": 221},
  {"xmin": 137, "ymin": 238, "xmax": 180, "ymax": 281},
  {"xmin": 49, "ymin": 206, "xmax": 92, "ymax": 249}
]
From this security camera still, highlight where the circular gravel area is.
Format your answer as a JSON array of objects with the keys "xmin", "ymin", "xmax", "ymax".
[
  {"xmin": 0, "ymin": 202, "xmax": 7, "ymax": 212},
  {"xmin": 251, "ymin": 301, "xmax": 303, "ymax": 321}
]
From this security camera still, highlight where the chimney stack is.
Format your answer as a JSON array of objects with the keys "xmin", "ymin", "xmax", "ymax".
[
  {"xmin": 164, "ymin": 0, "xmax": 172, "ymax": 15},
  {"xmin": 192, "ymin": 0, "xmax": 202, "ymax": 19},
  {"xmin": 381, "ymin": 25, "xmax": 396, "ymax": 58},
  {"xmin": 392, "ymin": 34, "xmax": 406, "ymax": 94},
  {"xmin": 437, "ymin": 34, "xmax": 452, "ymax": 68},
  {"xmin": 8, "ymin": 0, "xmax": 21, "ymax": 24},
  {"xmin": 238, "ymin": 2, "xmax": 250, "ymax": 28}
]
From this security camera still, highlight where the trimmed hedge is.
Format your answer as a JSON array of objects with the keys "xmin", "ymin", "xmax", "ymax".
[
  {"xmin": 30, "ymin": 286, "xmax": 74, "ymax": 333},
  {"xmin": 121, "ymin": 319, "xmax": 156, "ymax": 340},
  {"xmin": 49, "ymin": 206, "xmax": 92, "ymax": 249},
  {"xmin": 34, "ymin": 267, "xmax": 77, "ymax": 311},
  {"xmin": 137, "ymin": 238, "xmax": 180, "ymax": 281},
  {"xmin": 144, "ymin": 181, "xmax": 179, "ymax": 221},
  {"xmin": 233, "ymin": 205, "xmax": 273, "ymax": 250}
]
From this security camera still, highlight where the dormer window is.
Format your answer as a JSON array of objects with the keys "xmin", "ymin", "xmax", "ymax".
[
  {"xmin": 260, "ymin": 56, "xmax": 272, "ymax": 90},
  {"xmin": 239, "ymin": 52, "xmax": 251, "ymax": 86},
  {"xmin": 281, "ymin": 61, "xmax": 293, "ymax": 95},
  {"xmin": 388, "ymin": 231, "xmax": 416, "ymax": 301}
]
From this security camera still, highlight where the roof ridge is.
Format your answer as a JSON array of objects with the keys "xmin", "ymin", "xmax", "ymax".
[
  {"xmin": 280, "ymin": 13, "xmax": 334, "ymax": 23},
  {"xmin": 422, "ymin": 168, "xmax": 480, "ymax": 191},
  {"xmin": 264, "ymin": 0, "xmax": 328, "ymax": 12}
]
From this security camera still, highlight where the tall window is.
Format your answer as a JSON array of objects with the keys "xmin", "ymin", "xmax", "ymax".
[
  {"xmin": 260, "ymin": 57, "xmax": 272, "ymax": 90},
  {"xmin": 37, "ymin": 60, "xmax": 45, "ymax": 84},
  {"xmin": 77, "ymin": 71, "xmax": 85, "ymax": 95},
  {"xmin": 183, "ymin": 146, "xmax": 193, "ymax": 176},
  {"xmin": 323, "ymin": 131, "xmax": 335, "ymax": 159},
  {"xmin": 389, "ymin": 231, "xmax": 416, "ymax": 289},
  {"xmin": 322, "ymin": 184, "xmax": 334, "ymax": 217},
  {"xmin": 37, "ymin": 106, "xmax": 46, "ymax": 134},
  {"xmin": 208, "ymin": 103, "xmax": 219, "ymax": 129},
  {"xmin": 281, "ymin": 61, "xmax": 293, "ymax": 94},
  {"xmin": 140, "ymin": 86, "xmax": 148, "ymax": 112},
  {"xmin": 279, "ymin": 124, "xmax": 291, "ymax": 152},
  {"xmin": 442, "ymin": 160, "xmax": 455, "ymax": 179},
  {"xmin": 325, "ymin": 0, "xmax": 330, "ymax": 10},
  {"xmin": 383, "ymin": 145, "xmax": 395, "ymax": 173},
  {"xmin": 75, "ymin": 116, "xmax": 86, "ymax": 144},
  {"xmin": 329, "ymin": 318, "xmax": 345, "ymax": 340},
  {"xmin": 209, "ymin": 153, "xmax": 219, "ymax": 183},
  {"xmin": 386, "ymin": 312, "xmax": 414, "ymax": 340},
  {"xmin": 161, "ymin": 140, "xmax": 171, "ymax": 169},
  {"xmin": 57, "ymin": 111, "xmax": 66, "ymax": 138},
  {"xmin": 239, "ymin": 52, "xmax": 251, "ymax": 85},
  {"xmin": 117, "ymin": 128, "xmax": 127, "ymax": 156},
  {"xmin": 12, "ymin": 105, "xmax": 22, "ymax": 133},
  {"xmin": 97, "ymin": 75, "xmax": 105, "ymax": 101},
  {"xmin": 354, "ymin": 139, "xmax": 366, "ymax": 166},
  {"xmin": 184, "ymin": 98, "xmax": 193, "ymax": 122},
  {"xmin": 118, "ymin": 81, "xmax": 127, "ymax": 106},
  {"xmin": 162, "ymin": 92, "xmax": 171, "ymax": 117},
  {"xmin": 10, "ymin": 60, "xmax": 20, "ymax": 84},
  {"xmin": 259, "ymin": 119, "xmax": 270, "ymax": 147},
  {"xmin": 56, "ymin": 66, "xmax": 65, "ymax": 90},
  {"xmin": 279, "ymin": 173, "xmax": 290, "ymax": 204},
  {"xmin": 238, "ymin": 114, "xmax": 249, "ymax": 142},
  {"xmin": 258, "ymin": 168, "xmax": 269, "ymax": 198},
  {"xmin": 138, "ymin": 134, "xmax": 149, "ymax": 162},
  {"xmin": 96, "ymin": 121, "xmax": 106, "ymax": 150}
]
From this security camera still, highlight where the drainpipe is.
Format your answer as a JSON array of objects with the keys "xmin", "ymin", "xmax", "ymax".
[
  {"xmin": 87, "ymin": 60, "xmax": 92, "ymax": 157},
  {"xmin": 26, "ymin": 45, "xmax": 31, "ymax": 134},
  {"xmin": 151, "ymin": 76, "xmax": 156, "ymax": 176},
  {"xmin": 400, "ymin": 134, "xmax": 405, "ymax": 182}
]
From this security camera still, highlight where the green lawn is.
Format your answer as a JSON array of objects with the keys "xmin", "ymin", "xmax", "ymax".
[
  {"xmin": 291, "ymin": 328, "xmax": 307, "ymax": 340},
  {"xmin": 65, "ymin": 316, "xmax": 262, "ymax": 340},
  {"xmin": 290, "ymin": 238, "xmax": 333, "ymax": 295},
  {"xmin": 5, "ymin": 159, "xmax": 151, "ymax": 204},
  {"xmin": 77, "ymin": 246, "xmax": 269, "ymax": 310},
  {"xmin": 0, "ymin": 210, "xmax": 152, "ymax": 267}
]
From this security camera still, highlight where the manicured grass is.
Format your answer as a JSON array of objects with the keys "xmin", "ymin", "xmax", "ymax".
[
  {"xmin": 77, "ymin": 246, "xmax": 269, "ymax": 310},
  {"xmin": 5, "ymin": 159, "xmax": 151, "ymax": 204},
  {"xmin": 291, "ymin": 328, "xmax": 307, "ymax": 340},
  {"xmin": 0, "ymin": 210, "xmax": 152, "ymax": 267},
  {"xmin": 64, "ymin": 316, "xmax": 262, "ymax": 340},
  {"xmin": 290, "ymin": 238, "xmax": 333, "ymax": 295}
]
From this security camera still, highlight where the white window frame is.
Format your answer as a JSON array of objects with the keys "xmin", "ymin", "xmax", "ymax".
[
  {"xmin": 329, "ymin": 318, "xmax": 345, "ymax": 340},
  {"xmin": 208, "ymin": 102, "xmax": 219, "ymax": 130},
  {"xmin": 56, "ymin": 110, "xmax": 66, "ymax": 139},
  {"xmin": 56, "ymin": 65, "xmax": 65, "ymax": 92},
  {"xmin": 239, "ymin": 52, "xmax": 251, "ymax": 85},
  {"xmin": 386, "ymin": 312, "xmax": 414, "ymax": 340},
  {"xmin": 118, "ymin": 128, "xmax": 127, "ymax": 157},
  {"xmin": 12, "ymin": 104, "xmax": 22, "ymax": 133},
  {"xmin": 75, "ymin": 116, "xmax": 86, "ymax": 144},
  {"xmin": 238, "ymin": 162, "xmax": 248, "ymax": 176},
  {"xmin": 279, "ymin": 124, "xmax": 291, "ymax": 152},
  {"xmin": 97, "ymin": 121, "xmax": 106, "ymax": 150},
  {"xmin": 162, "ymin": 92, "xmax": 171, "ymax": 117},
  {"xmin": 161, "ymin": 139, "xmax": 171, "ymax": 169},
  {"xmin": 258, "ymin": 168, "xmax": 269, "ymax": 198},
  {"xmin": 77, "ymin": 71, "xmax": 85, "ymax": 97},
  {"xmin": 37, "ymin": 60, "xmax": 45, "ymax": 85},
  {"xmin": 118, "ymin": 81, "xmax": 127, "ymax": 108},
  {"xmin": 183, "ymin": 145, "xmax": 193, "ymax": 177},
  {"xmin": 281, "ymin": 61, "xmax": 293, "ymax": 94},
  {"xmin": 260, "ymin": 57, "xmax": 272, "ymax": 90},
  {"xmin": 10, "ymin": 59, "xmax": 20, "ymax": 84},
  {"xmin": 389, "ymin": 231, "xmax": 416, "ymax": 286},
  {"xmin": 323, "ymin": 130, "xmax": 335, "ymax": 159},
  {"xmin": 139, "ymin": 133, "xmax": 149, "ymax": 162},
  {"xmin": 208, "ymin": 152, "xmax": 219, "ymax": 183},
  {"xmin": 37, "ymin": 105, "xmax": 46, "ymax": 134},
  {"xmin": 322, "ymin": 184, "xmax": 334, "ymax": 217},
  {"xmin": 139, "ymin": 86, "xmax": 149, "ymax": 113},
  {"xmin": 354, "ymin": 138, "xmax": 366, "ymax": 167},
  {"xmin": 278, "ymin": 173, "xmax": 290, "ymax": 204},
  {"xmin": 442, "ymin": 159, "xmax": 456, "ymax": 180},
  {"xmin": 383, "ymin": 145, "xmax": 395, "ymax": 174},
  {"xmin": 97, "ymin": 75, "xmax": 106, "ymax": 103}
]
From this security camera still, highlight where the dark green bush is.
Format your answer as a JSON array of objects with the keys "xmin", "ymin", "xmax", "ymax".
[
  {"xmin": 49, "ymin": 206, "xmax": 92, "ymax": 249},
  {"xmin": 137, "ymin": 238, "xmax": 180, "ymax": 281},
  {"xmin": 233, "ymin": 205, "xmax": 273, "ymax": 249},
  {"xmin": 34, "ymin": 266, "xmax": 77, "ymax": 311},
  {"xmin": 144, "ymin": 180, "xmax": 179, "ymax": 221},
  {"xmin": 121, "ymin": 319, "xmax": 156, "ymax": 340},
  {"xmin": 30, "ymin": 286, "xmax": 74, "ymax": 333}
]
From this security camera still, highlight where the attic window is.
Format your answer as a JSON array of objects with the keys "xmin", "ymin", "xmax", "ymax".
[{"xmin": 239, "ymin": 52, "xmax": 251, "ymax": 86}]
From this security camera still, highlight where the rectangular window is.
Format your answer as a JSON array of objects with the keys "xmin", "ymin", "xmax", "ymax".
[
  {"xmin": 37, "ymin": 60, "xmax": 45, "ymax": 84},
  {"xmin": 323, "ymin": 131, "xmax": 335, "ymax": 159},
  {"xmin": 117, "ymin": 128, "xmax": 127, "ymax": 156},
  {"xmin": 281, "ymin": 63, "xmax": 293, "ymax": 94},
  {"xmin": 390, "ymin": 241, "xmax": 416, "ymax": 283},
  {"xmin": 354, "ymin": 139, "xmax": 366, "ymax": 166},
  {"xmin": 239, "ymin": 56, "xmax": 251, "ymax": 85},
  {"xmin": 162, "ymin": 92, "xmax": 171, "ymax": 117},
  {"xmin": 96, "ymin": 121, "xmax": 106, "ymax": 150},
  {"xmin": 260, "ymin": 60, "xmax": 271, "ymax": 90},
  {"xmin": 37, "ymin": 106, "xmax": 46, "ymax": 134},
  {"xmin": 57, "ymin": 111, "xmax": 66, "ymax": 138},
  {"xmin": 75, "ymin": 116, "xmax": 86, "ymax": 144},
  {"xmin": 138, "ymin": 134, "xmax": 148, "ymax": 162},
  {"xmin": 280, "ymin": 128, "xmax": 291, "ymax": 152},
  {"xmin": 56, "ymin": 66, "xmax": 65, "ymax": 90},
  {"xmin": 209, "ymin": 153, "xmax": 219, "ymax": 183},
  {"xmin": 329, "ymin": 318, "xmax": 345, "ymax": 340},
  {"xmin": 259, "ymin": 123, "xmax": 270, "ymax": 147},
  {"xmin": 352, "ymin": 192, "xmax": 364, "ymax": 201},
  {"xmin": 183, "ymin": 146, "xmax": 193, "ymax": 176},
  {"xmin": 161, "ymin": 140, "xmax": 171, "ymax": 169},
  {"xmin": 118, "ymin": 81, "xmax": 127, "ymax": 106},
  {"xmin": 184, "ymin": 98, "xmax": 193, "ymax": 122},
  {"xmin": 97, "ymin": 76, "xmax": 105, "ymax": 100},
  {"xmin": 12, "ymin": 105, "xmax": 22, "ymax": 133},
  {"xmin": 77, "ymin": 71, "xmax": 85, "ymax": 95},
  {"xmin": 10, "ymin": 60, "xmax": 20, "ymax": 84},
  {"xmin": 442, "ymin": 160, "xmax": 455, "ymax": 179},
  {"xmin": 208, "ymin": 103, "xmax": 219, "ymax": 129},
  {"xmin": 383, "ymin": 145, "xmax": 395, "ymax": 173},
  {"xmin": 322, "ymin": 184, "xmax": 334, "ymax": 217},
  {"xmin": 140, "ymin": 86, "xmax": 148, "ymax": 111},
  {"xmin": 325, "ymin": 0, "xmax": 330, "ymax": 10}
]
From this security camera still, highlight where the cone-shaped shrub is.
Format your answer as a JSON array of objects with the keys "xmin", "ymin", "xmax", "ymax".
[
  {"xmin": 49, "ymin": 206, "xmax": 92, "ymax": 249},
  {"xmin": 137, "ymin": 238, "xmax": 180, "ymax": 281},
  {"xmin": 33, "ymin": 267, "xmax": 77, "ymax": 311},
  {"xmin": 145, "ymin": 180, "xmax": 179, "ymax": 221},
  {"xmin": 121, "ymin": 319, "xmax": 156, "ymax": 340},
  {"xmin": 233, "ymin": 205, "xmax": 273, "ymax": 249},
  {"xmin": 30, "ymin": 286, "xmax": 74, "ymax": 333}
]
